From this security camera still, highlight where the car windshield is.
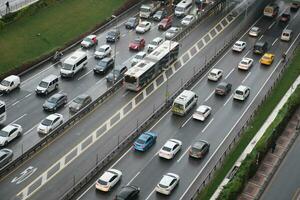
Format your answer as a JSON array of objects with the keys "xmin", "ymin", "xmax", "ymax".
[
  {"xmin": 41, "ymin": 119, "xmax": 52, "ymax": 126},
  {"xmin": 38, "ymin": 81, "xmax": 48, "ymax": 88},
  {"xmin": 210, "ymin": 72, "xmax": 217, "ymax": 76},
  {"xmin": 0, "ymin": 80, "xmax": 10, "ymax": 86},
  {"xmin": 235, "ymin": 43, "xmax": 242, "ymax": 46},
  {"xmin": 124, "ymin": 75, "xmax": 137, "ymax": 84},
  {"xmin": 191, "ymin": 147, "xmax": 201, "ymax": 152},
  {"xmin": 83, "ymin": 38, "xmax": 93, "ymax": 43},
  {"xmin": 162, "ymin": 146, "xmax": 172, "ymax": 152},
  {"xmin": 47, "ymin": 97, "xmax": 58, "ymax": 103},
  {"xmin": 241, "ymin": 60, "xmax": 248, "ymax": 65},
  {"xmin": 150, "ymin": 41, "xmax": 158, "ymax": 45},
  {"xmin": 282, "ymin": 13, "xmax": 289, "ymax": 17},
  {"xmin": 74, "ymin": 97, "xmax": 85, "ymax": 104},
  {"xmin": 0, "ymin": 130, "xmax": 9, "ymax": 137},
  {"xmin": 175, "ymin": 7, "xmax": 184, "ymax": 12},
  {"xmin": 283, "ymin": 33, "xmax": 289, "ymax": 36},
  {"xmin": 236, "ymin": 90, "xmax": 244, "ymax": 95},
  {"xmin": 97, "ymin": 179, "xmax": 107, "ymax": 185},
  {"xmin": 62, "ymin": 63, "xmax": 73, "ymax": 70},
  {"xmin": 139, "ymin": 23, "xmax": 146, "ymax": 28},
  {"xmin": 136, "ymin": 139, "xmax": 145, "ymax": 144},
  {"xmin": 169, "ymin": 28, "xmax": 178, "ymax": 33},
  {"xmin": 172, "ymin": 103, "xmax": 184, "ymax": 110}
]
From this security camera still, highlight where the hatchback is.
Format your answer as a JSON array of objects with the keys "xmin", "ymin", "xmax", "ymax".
[
  {"xmin": 155, "ymin": 173, "xmax": 180, "ymax": 195},
  {"xmin": 207, "ymin": 68, "xmax": 223, "ymax": 81},
  {"xmin": 189, "ymin": 140, "xmax": 210, "ymax": 159},
  {"xmin": 95, "ymin": 169, "xmax": 122, "ymax": 192},
  {"xmin": 37, "ymin": 113, "xmax": 64, "ymax": 134},
  {"xmin": 159, "ymin": 139, "xmax": 182, "ymax": 159},
  {"xmin": 215, "ymin": 82, "xmax": 232, "ymax": 96},
  {"xmin": 0, "ymin": 124, "xmax": 22, "ymax": 146},
  {"xmin": 192, "ymin": 105, "xmax": 212, "ymax": 121},
  {"xmin": 43, "ymin": 93, "xmax": 68, "ymax": 112},
  {"xmin": 115, "ymin": 185, "xmax": 140, "ymax": 200}
]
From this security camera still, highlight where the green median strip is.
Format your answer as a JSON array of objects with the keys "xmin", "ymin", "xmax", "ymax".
[
  {"xmin": 197, "ymin": 48, "xmax": 300, "ymax": 200},
  {"xmin": 0, "ymin": 0, "xmax": 129, "ymax": 75}
]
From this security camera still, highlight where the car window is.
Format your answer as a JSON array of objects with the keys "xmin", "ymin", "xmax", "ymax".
[
  {"xmin": 109, "ymin": 175, "xmax": 117, "ymax": 182},
  {"xmin": 173, "ymin": 144, "xmax": 178, "ymax": 150},
  {"xmin": 0, "ymin": 155, "xmax": 6, "ymax": 160},
  {"xmin": 53, "ymin": 117, "xmax": 59, "ymax": 124},
  {"xmin": 9, "ymin": 128, "xmax": 16, "ymax": 136}
]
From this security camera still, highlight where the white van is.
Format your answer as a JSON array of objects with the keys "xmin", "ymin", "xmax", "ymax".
[
  {"xmin": 175, "ymin": 0, "xmax": 193, "ymax": 17},
  {"xmin": 0, "ymin": 75, "xmax": 20, "ymax": 93},
  {"xmin": 233, "ymin": 85, "xmax": 250, "ymax": 101},
  {"xmin": 35, "ymin": 75, "xmax": 59, "ymax": 95},
  {"xmin": 172, "ymin": 90, "xmax": 198, "ymax": 116},
  {"xmin": 281, "ymin": 29, "xmax": 292, "ymax": 42},
  {"xmin": 60, "ymin": 51, "xmax": 88, "ymax": 78}
]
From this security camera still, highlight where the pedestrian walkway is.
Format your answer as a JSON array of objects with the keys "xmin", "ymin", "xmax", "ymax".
[
  {"xmin": 238, "ymin": 107, "xmax": 300, "ymax": 200},
  {"xmin": 0, "ymin": 0, "xmax": 38, "ymax": 17}
]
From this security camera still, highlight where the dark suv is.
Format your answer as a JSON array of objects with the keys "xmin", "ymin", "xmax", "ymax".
[
  {"xmin": 106, "ymin": 29, "xmax": 120, "ymax": 43},
  {"xmin": 115, "ymin": 185, "xmax": 140, "ymax": 200},
  {"xmin": 215, "ymin": 82, "xmax": 232, "ymax": 96},
  {"xmin": 94, "ymin": 57, "xmax": 114, "ymax": 74},
  {"xmin": 125, "ymin": 17, "xmax": 139, "ymax": 29},
  {"xmin": 43, "ymin": 93, "xmax": 68, "ymax": 112},
  {"xmin": 106, "ymin": 65, "xmax": 128, "ymax": 83},
  {"xmin": 279, "ymin": 12, "xmax": 291, "ymax": 23}
]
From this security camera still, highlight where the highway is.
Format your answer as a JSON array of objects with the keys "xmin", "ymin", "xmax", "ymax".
[
  {"xmin": 0, "ymin": 3, "xmax": 206, "ymax": 162},
  {"xmin": 0, "ymin": 1, "xmax": 241, "ymax": 200},
  {"xmin": 75, "ymin": 3, "xmax": 300, "ymax": 200}
]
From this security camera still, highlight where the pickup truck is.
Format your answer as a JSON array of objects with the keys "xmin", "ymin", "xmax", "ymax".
[{"xmin": 140, "ymin": 2, "xmax": 161, "ymax": 19}]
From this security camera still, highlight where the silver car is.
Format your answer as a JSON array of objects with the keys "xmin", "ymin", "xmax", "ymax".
[
  {"xmin": 69, "ymin": 94, "xmax": 92, "ymax": 113},
  {"xmin": 0, "ymin": 148, "xmax": 13, "ymax": 169}
]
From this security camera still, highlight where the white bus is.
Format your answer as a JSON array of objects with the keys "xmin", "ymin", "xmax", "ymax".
[
  {"xmin": 172, "ymin": 90, "xmax": 198, "ymax": 116},
  {"xmin": 175, "ymin": 0, "xmax": 193, "ymax": 17},
  {"xmin": 124, "ymin": 40, "xmax": 180, "ymax": 91},
  {"xmin": 0, "ymin": 101, "xmax": 6, "ymax": 124}
]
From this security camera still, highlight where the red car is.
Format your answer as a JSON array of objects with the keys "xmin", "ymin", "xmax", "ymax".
[
  {"xmin": 129, "ymin": 38, "xmax": 145, "ymax": 51},
  {"xmin": 158, "ymin": 16, "xmax": 172, "ymax": 30}
]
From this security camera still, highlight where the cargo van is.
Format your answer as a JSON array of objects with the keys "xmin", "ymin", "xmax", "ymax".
[
  {"xmin": 253, "ymin": 41, "xmax": 268, "ymax": 55},
  {"xmin": 175, "ymin": 0, "xmax": 193, "ymax": 17},
  {"xmin": 35, "ymin": 75, "xmax": 59, "ymax": 95},
  {"xmin": 60, "ymin": 51, "xmax": 88, "ymax": 78},
  {"xmin": 281, "ymin": 29, "xmax": 292, "ymax": 42},
  {"xmin": 0, "ymin": 75, "xmax": 20, "ymax": 93},
  {"xmin": 172, "ymin": 90, "xmax": 198, "ymax": 116}
]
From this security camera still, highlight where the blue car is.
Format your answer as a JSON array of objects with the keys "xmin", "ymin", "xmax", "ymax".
[{"xmin": 134, "ymin": 131, "xmax": 157, "ymax": 151}]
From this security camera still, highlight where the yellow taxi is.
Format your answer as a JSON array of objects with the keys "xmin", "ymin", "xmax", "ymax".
[{"xmin": 260, "ymin": 53, "xmax": 275, "ymax": 65}]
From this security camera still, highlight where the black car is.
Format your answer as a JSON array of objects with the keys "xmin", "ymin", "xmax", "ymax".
[
  {"xmin": 69, "ymin": 94, "xmax": 92, "ymax": 113},
  {"xmin": 290, "ymin": 2, "xmax": 300, "ymax": 12},
  {"xmin": 253, "ymin": 41, "xmax": 268, "ymax": 55},
  {"xmin": 125, "ymin": 17, "xmax": 139, "ymax": 29},
  {"xmin": 0, "ymin": 148, "xmax": 13, "ymax": 169},
  {"xmin": 106, "ymin": 65, "xmax": 128, "ymax": 83},
  {"xmin": 152, "ymin": 9, "xmax": 167, "ymax": 21},
  {"xmin": 279, "ymin": 12, "xmax": 291, "ymax": 23},
  {"xmin": 43, "ymin": 93, "xmax": 68, "ymax": 112},
  {"xmin": 94, "ymin": 57, "xmax": 114, "ymax": 74},
  {"xmin": 106, "ymin": 29, "xmax": 121, "ymax": 43},
  {"xmin": 189, "ymin": 140, "xmax": 210, "ymax": 159},
  {"xmin": 215, "ymin": 82, "xmax": 232, "ymax": 96},
  {"xmin": 115, "ymin": 185, "xmax": 140, "ymax": 200}
]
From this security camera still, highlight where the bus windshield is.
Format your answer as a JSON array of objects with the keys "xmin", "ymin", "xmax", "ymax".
[
  {"xmin": 124, "ymin": 75, "xmax": 137, "ymax": 84},
  {"xmin": 172, "ymin": 103, "xmax": 184, "ymax": 111}
]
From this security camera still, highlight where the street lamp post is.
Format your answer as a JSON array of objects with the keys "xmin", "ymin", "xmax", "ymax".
[{"xmin": 112, "ymin": 15, "xmax": 117, "ymax": 84}]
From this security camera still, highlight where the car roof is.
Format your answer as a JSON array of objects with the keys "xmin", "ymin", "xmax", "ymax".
[
  {"xmin": 136, "ymin": 51, "xmax": 147, "ymax": 57},
  {"xmin": 251, "ymin": 26, "xmax": 259, "ymax": 31},
  {"xmin": 184, "ymin": 15, "xmax": 194, "ymax": 19},
  {"xmin": 86, "ymin": 35, "xmax": 96, "ymax": 39},
  {"xmin": 263, "ymin": 53, "xmax": 274, "ymax": 57},
  {"xmin": 153, "ymin": 37, "xmax": 163, "ymax": 42},
  {"xmin": 236, "ymin": 85, "xmax": 248, "ymax": 91},
  {"xmin": 101, "ymin": 57, "xmax": 113, "ymax": 62},
  {"xmin": 46, "ymin": 113, "xmax": 61, "ymax": 121},
  {"xmin": 4, "ymin": 75, "xmax": 19, "ymax": 82},
  {"xmin": 76, "ymin": 94, "xmax": 90, "ymax": 100},
  {"xmin": 141, "ymin": 21, "xmax": 150, "ymax": 25},
  {"xmin": 100, "ymin": 170, "xmax": 117, "ymax": 182},
  {"xmin": 192, "ymin": 140, "xmax": 208, "ymax": 149},
  {"xmin": 211, "ymin": 68, "xmax": 221, "ymax": 73},
  {"xmin": 50, "ymin": 93, "xmax": 65, "ymax": 99},
  {"xmin": 100, "ymin": 44, "xmax": 110, "ymax": 49},
  {"xmin": 164, "ymin": 140, "xmax": 178, "ymax": 148},
  {"xmin": 196, "ymin": 105, "xmax": 210, "ymax": 113},
  {"xmin": 42, "ymin": 74, "xmax": 58, "ymax": 82},
  {"xmin": 160, "ymin": 174, "xmax": 176, "ymax": 186},
  {"xmin": 138, "ymin": 133, "xmax": 152, "ymax": 141},
  {"xmin": 118, "ymin": 185, "xmax": 138, "ymax": 197},
  {"xmin": 1, "ymin": 124, "xmax": 18, "ymax": 132},
  {"xmin": 218, "ymin": 82, "xmax": 229, "ymax": 87},
  {"xmin": 235, "ymin": 41, "xmax": 244, "ymax": 44}
]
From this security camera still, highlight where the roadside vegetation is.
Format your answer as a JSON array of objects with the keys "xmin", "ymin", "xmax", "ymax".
[
  {"xmin": 197, "ymin": 48, "xmax": 300, "ymax": 200},
  {"xmin": 0, "ymin": 0, "xmax": 131, "ymax": 76}
]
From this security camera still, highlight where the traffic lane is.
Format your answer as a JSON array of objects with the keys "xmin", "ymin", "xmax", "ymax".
[{"xmin": 260, "ymin": 136, "xmax": 300, "ymax": 200}]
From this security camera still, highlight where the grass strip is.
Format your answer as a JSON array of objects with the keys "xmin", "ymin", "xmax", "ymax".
[
  {"xmin": 0, "ymin": 0, "xmax": 127, "ymax": 74},
  {"xmin": 197, "ymin": 48, "xmax": 300, "ymax": 200}
]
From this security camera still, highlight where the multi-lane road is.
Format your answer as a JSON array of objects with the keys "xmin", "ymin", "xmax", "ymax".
[{"xmin": 0, "ymin": 0, "xmax": 299, "ymax": 200}]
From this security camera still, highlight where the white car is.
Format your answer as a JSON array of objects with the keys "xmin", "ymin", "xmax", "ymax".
[
  {"xmin": 248, "ymin": 26, "xmax": 260, "ymax": 37},
  {"xmin": 233, "ymin": 85, "xmax": 250, "ymax": 101},
  {"xmin": 165, "ymin": 27, "xmax": 182, "ymax": 40},
  {"xmin": 0, "ymin": 75, "xmax": 21, "ymax": 93},
  {"xmin": 207, "ymin": 68, "xmax": 223, "ymax": 81},
  {"xmin": 181, "ymin": 15, "xmax": 196, "ymax": 26},
  {"xmin": 131, "ymin": 51, "xmax": 147, "ymax": 66},
  {"xmin": 232, "ymin": 41, "xmax": 246, "ymax": 52},
  {"xmin": 155, "ymin": 173, "xmax": 180, "ymax": 195},
  {"xmin": 95, "ymin": 169, "xmax": 122, "ymax": 192},
  {"xmin": 135, "ymin": 21, "xmax": 151, "ymax": 34},
  {"xmin": 81, "ymin": 35, "xmax": 98, "ymax": 48},
  {"xmin": 94, "ymin": 45, "xmax": 112, "ymax": 59},
  {"xmin": 147, "ymin": 37, "xmax": 163, "ymax": 53},
  {"xmin": 159, "ymin": 139, "xmax": 182, "ymax": 159},
  {"xmin": 193, "ymin": 105, "xmax": 212, "ymax": 121},
  {"xmin": 37, "ymin": 113, "xmax": 64, "ymax": 134},
  {"xmin": 238, "ymin": 57, "xmax": 254, "ymax": 70},
  {"xmin": 0, "ymin": 124, "xmax": 22, "ymax": 146}
]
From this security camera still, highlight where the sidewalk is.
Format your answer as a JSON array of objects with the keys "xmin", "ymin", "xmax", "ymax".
[
  {"xmin": 0, "ymin": 0, "xmax": 38, "ymax": 17},
  {"xmin": 238, "ymin": 107, "xmax": 300, "ymax": 200}
]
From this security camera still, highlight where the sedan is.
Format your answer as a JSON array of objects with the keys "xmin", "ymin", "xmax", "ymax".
[
  {"xmin": 106, "ymin": 29, "xmax": 120, "ymax": 43},
  {"xmin": 248, "ymin": 26, "xmax": 260, "ymax": 37},
  {"xmin": 232, "ymin": 40, "xmax": 246, "ymax": 52},
  {"xmin": 0, "ymin": 148, "xmax": 13, "ymax": 169},
  {"xmin": 181, "ymin": 15, "xmax": 196, "ymax": 26},
  {"xmin": 69, "ymin": 94, "xmax": 92, "ymax": 113},
  {"xmin": 238, "ymin": 57, "xmax": 254, "ymax": 70},
  {"xmin": 260, "ymin": 53, "xmax": 275, "ymax": 65},
  {"xmin": 159, "ymin": 139, "xmax": 182, "ymax": 159},
  {"xmin": 125, "ymin": 17, "xmax": 139, "ymax": 29},
  {"xmin": 147, "ymin": 37, "xmax": 163, "ymax": 53},
  {"xmin": 115, "ymin": 185, "xmax": 140, "ymax": 199},
  {"xmin": 0, "ymin": 124, "xmax": 22, "ymax": 146},
  {"xmin": 81, "ymin": 35, "xmax": 98, "ymax": 48},
  {"xmin": 192, "ymin": 105, "xmax": 212, "ymax": 121},
  {"xmin": 207, "ymin": 68, "xmax": 223, "ymax": 81},
  {"xmin": 93, "ymin": 57, "xmax": 114, "ymax": 74},
  {"xmin": 189, "ymin": 140, "xmax": 210, "ymax": 159},
  {"xmin": 155, "ymin": 173, "xmax": 180, "ymax": 195},
  {"xmin": 153, "ymin": 9, "xmax": 167, "ymax": 21},
  {"xmin": 37, "ymin": 113, "xmax": 64, "ymax": 134},
  {"xmin": 43, "ymin": 93, "xmax": 68, "ymax": 112},
  {"xmin": 94, "ymin": 44, "xmax": 112, "ymax": 59},
  {"xmin": 106, "ymin": 65, "xmax": 128, "ymax": 83},
  {"xmin": 95, "ymin": 169, "xmax": 122, "ymax": 192},
  {"xmin": 165, "ymin": 27, "xmax": 181, "ymax": 40},
  {"xmin": 135, "ymin": 21, "xmax": 151, "ymax": 34},
  {"xmin": 215, "ymin": 82, "xmax": 232, "ymax": 96},
  {"xmin": 133, "ymin": 131, "xmax": 157, "ymax": 151},
  {"xmin": 129, "ymin": 38, "xmax": 145, "ymax": 51},
  {"xmin": 131, "ymin": 52, "xmax": 147, "ymax": 66}
]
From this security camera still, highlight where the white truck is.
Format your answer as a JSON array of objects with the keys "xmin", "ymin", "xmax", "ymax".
[{"xmin": 139, "ymin": 2, "xmax": 161, "ymax": 19}]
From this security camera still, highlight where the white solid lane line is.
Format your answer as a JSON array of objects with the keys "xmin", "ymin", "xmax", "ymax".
[
  {"xmin": 177, "ymin": 146, "xmax": 191, "ymax": 163},
  {"xmin": 10, "ymin": 114, "xmax": 27, "ymax": 124},
  {"xmin": 145, "ymin": 189, "xmax": 156, "ymax": 200},
  {"xmin": 268, "ymin": 21, "xmax": 276, "ymax": 30},
  {"xmin": 202, "ymin": 118, "xmax": 214, "ymax": 133},
  {"xmin": 272, "ymin": 38, "xmax": 278, "ymax": 46},
  {"xmin": 127, "ymin": 171, "xmax": 140, "ymax": 185},
  {"xmin": 258, "ymin": 35, "xmax": 263, "ymax": 41},
  {"xmin": 77, "ymin": 69, "xmax": 93, "ymax": 80},
  {"xmin": 23, "ymin": 125, "xmax": 38, "ymax": 136},
  {"xmin": 225, "ymin": 68, "xmax": 235, "ymax": 79},
  {"xmin": 204, "ymin": 91, "xmax": 215, "ymax": 102},
  {"xmin": 223, "ymin": 94, "xmax": 233, "ymax": 107},
  {"xmin": 242, "ymin": 71, "xmax": 252, "ymax": 83},
  {"xmin": 180, "ymin": 115, "xmax": 193, "ymax": 128}
]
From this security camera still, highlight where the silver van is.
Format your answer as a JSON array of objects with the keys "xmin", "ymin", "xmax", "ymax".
[
  {"xmin": 281, "ymin": 29, "xmax": 292, "ymax": 42},
  {"xmin": 35, "ymin": 75, "xmax": 59, "ymax": 95}
]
